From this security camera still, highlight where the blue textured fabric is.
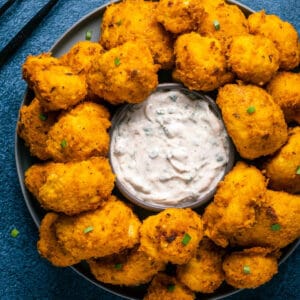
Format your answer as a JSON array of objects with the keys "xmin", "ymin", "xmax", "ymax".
[{"xmin": 0, "ymin": 0, "xmax": 299, "ymax": 299}]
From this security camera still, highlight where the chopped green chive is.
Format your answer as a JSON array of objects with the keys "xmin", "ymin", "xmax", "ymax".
[
  {"xmin": 243, "ymin": 265, "xmax": 251, "ymax": 274},
  {"xmin": 10, "ymin": 228, "xmax": 19, "ymax": 238},
  {"xmin": 213, "ymin": 20, "xmax": 220, "ymax": 31},
  {"xmin": 114, "ymin": 263, "xmax": 122, "ymax": 270},
  {"xmin": 182, "ymin": 233, "xmax": 191, "ymax": 246},
  {"xmin": 60, "ymin": 139, "xmax": 67, "ymax": 148},
  {"xmin": 116, "ymin": 20, "xmax": 122, "ymax": 26},
  {"xmin": 296, "ymin": 166, "xmax": 300, "ymax": 175},
  {"xmin": 85, "ymin": 30, "xmax": 93, "ymax": 41},
  {"xmin": 167, "ymin": 284, "xmax": 175, "ymax": 292},
  {"xmin": 247, "ymin": 106, "xmax": 256, "ymax": 114},
  {"xmin": 114, "ymin": 57, "xmax": 121, "ymax": 66},
  {"xmin": 83, "ymin": 226, "xmax": 94, "ymax": 234},
  {"xmin": 271, "ymin": 223, "xmax": 281, "ymax": 231},
  {"xmin": 39, "ymin": 113, "xmax": 47, "ymax": 121}
]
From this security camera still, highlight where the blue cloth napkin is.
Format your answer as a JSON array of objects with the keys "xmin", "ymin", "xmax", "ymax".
[{"xmin": 0, "ymin": 0, "xmax": 299, "ymax": 299}]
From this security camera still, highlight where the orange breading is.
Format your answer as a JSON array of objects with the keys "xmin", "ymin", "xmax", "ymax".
[
  {"xmin": 88, "ymin": 41, "xmax": 158, "ymax": 104},
  {"xmin": 37, "ymin": 213, "xmax": 80, "ymax": 267},
  {"xmin": 223, "ymin": 247, "xmax": 278, "ymax": 289},
  {"xmin": 17, "ymin": 98, "xmax": 58, "ymax": 160},
  {"xmin": 216, "ymin": 83, "xmax": 288, "ymax": 159},
  {"xmin": 139, "ymin": 208, "xmax": 203, "ymax": 265},
  {"xmin": 55, "ymin": 196, "xmax": 141, "ymax": 260},
  {"xmin": 46, "ymin": 102, "xmax": 111, "ymax": 162},
  {"xmin": 248, "ymin": 11, "xmax": 300, "ymax": 70},
  {"xmin": 25, "ymin": 157, "xmax": 115, "ymax": 215},
  {"xmin": 203, "ymin": 161, "xmax": 267, "ymax": 248},
  {"xmin": 88, "ymin": 247, "xmax": 165, "ymax": 286}
]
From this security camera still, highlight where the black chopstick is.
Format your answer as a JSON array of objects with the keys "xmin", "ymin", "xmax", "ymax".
[
  {"xmin": 0, "ymin": 0, "xmax": 17, "ymax": 17},
  {"xmin": 0, "ymin": 0, "xmax": 59, "ymax": 68}
]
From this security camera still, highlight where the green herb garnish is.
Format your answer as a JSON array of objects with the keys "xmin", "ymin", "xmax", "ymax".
[
  {"xmin": 243, "ymin": 265, "xmax": 251, "ymax": 274},
  {"xmin": 296, "ymin": 166, "xmax": 300, "ymax": 175},
  {"xmin": 116, "ymin": 20, "xmax": 122, "ymax": 26},
  {"xmin": 271, "ymin": 223, "xmax": 281, "ymax": 231},
  {"xmin": 114, "ymin": 263, "xmax": 122, "ymax": 270},
  {"xmin": 167, "ymin": 284, "xmax": 175, "ymax": 292},
  {"xmin": 85, "ymin": 30, "xmax": 92, "ymax": 41},
  {"xmin": 114, "ymin": 57, "xmax": 121, "ymax": 66},
  {"xmin": 247, "ymin": 106, "xmax": 256, "ymax": 114},
  {"xmin": 213, "ymin": 20, "xmax": 220, "ymax": 30},
  {"xmin": 11, "ymin": 228, "xmax": 19, "ymax": 238},
  {"xmin": 60, "ymin": 139, "xmax": 67, "ymax": 148},
  {"xmin": 181, "ymin": 233, "xmax": 191, "ymax": 246},
  {"xmin": 83, "ymin": 226, "xmax": 94, "ymax": 234},
  {"xmin": 39, "ymin": 113, "xmax": 47, "ymax": 121}
]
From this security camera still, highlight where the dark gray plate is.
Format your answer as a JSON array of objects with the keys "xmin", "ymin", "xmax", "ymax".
[{"xmin": 15, "ymin": 1, "xmax": 300, "ymax": 299}]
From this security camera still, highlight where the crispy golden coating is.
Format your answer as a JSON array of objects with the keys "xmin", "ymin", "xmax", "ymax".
[
  {"xmin": 197, "ymin": 1, "xmax": 249, "ymax": 51},
  {"xmin": 172, "ymin": 32, "xmax": 233, "ymax": 91},
  {"xmin": 228, "ymin": 190, "xmax": 300, "ymax": 249},
  {"xmin": 17, "ymin": 98, "xmax": 57, "ymax": 160},
  {"xmin": 156, "ymin": 0, "xmax": 204, "ymax": 34},
  {"xmin": 55, "ymin": 196, "xmax": 141, "ymax": 260},
  {"xmin": 222, "ymin": 247, "xmax": 278, "ymax": 289},
  {"xmin": 46, "ymin": 102, "xmax": 111, "ymax": 162},
  {"xmin": 177, "ymin": 238, "xmax": 224, "ymax": 293},
  {"xmin": 37, "ymin": 213, "xmax": 80, "ymax": 267},
  {"xmin": 100, "ymin": 0, "xmax": 174, "ymax": 69},
  {"xmin": 144, "ymin": 273, "xmax": 195, "ymax": 300},
  {"xmin": 22, "ymin": 54, "xmax": 87, "ymax": 111},
  {"xmin": 266, "ymin": 72, "xmax": 300, "ymax": 124},
  {"xmin": 203, "ymin": 161, "xmax": 267, "ymax": 248},
  {"xmin": 25, "ymin": 157, "xmax": 115, "ymax": 215},
  {"xmin": 216, "ymin": 83, "xmax": 288, "ymax": 159},
  {"xmin": 88, "ymin": 247, "xmax": 165, "ymax": 286},
  {"xmin": 248, "ymin": 11, "xmax": 300, "ymax": 70},
  {"xmin": 264, "ymin": 127, "xmax": 300, "ymax": 193},
  {"xmin": 139, "ymin": 208, "xmax": 203, "ymax": 265},
  {"xmin": 228, "ymin": 35, "xmax": 280, "ymax": 85},
  {"xmin": 88, "ymin": 41, "xmax": 159, "ymax": 104}
]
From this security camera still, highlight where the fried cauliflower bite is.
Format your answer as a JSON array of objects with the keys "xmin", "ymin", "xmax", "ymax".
[
  {"xmin": 248, "ymin": 11, "xmax": 300, "ymax": 70},
  {"xmin": 222, "ymin": 247, "xmax": 278, "ymax": 289},
  {"xmin": 197, "ymin": 1, "xmax": 249, "ymax": 51},
  {"xmin": 37, "ymin": 213, "xmax": 80, "ymax": 267},
  {"xmin": 172, "ymin": 32, "xmax": 233, "ymax": 92},
  {"xmin": 264, "ymin": 127, "xmax": 300, "ymax": 193},
  {"xmin": 139, "ymin": 208, "xmax": 203, "ymax": 265},
  {"xmin": 22, "ymin": 54, "xmax": 87, "ymax": 111},
  {"xmin": 266, "ymin": 72, "xmax": 300, "ymax": 124},
  {"xmin": 55, "ymin": 196, "xmax": 141, "ymax": 260},
  {"xmin": 228, "ymin": 190, "xmax": 300, "ymax": 249},
  {"xmin": 46, "ymin": 102, "xmax": 111, "ymax": 162},
  {"xmin": 228, "ymin": 35, "xmax": 280, "ymax": 85},
  {"xmin": 177, "ymin": 238, "xmax": 225, "ymax": 293},
  {"xmin": 144, "ymin": 273, "xmax": 195, "ymax": 300},
  {"xmin": 25, "ymin": 157, "xmax": 115, "ymax": 215},
  {"xmin": 88, "ymin": 41, "xmax": 159, "ymax": 104},
  {"xmin": 17, "ymin": 98, "xmax": 58, "ymax": 160},
  {"xmin": 156, "ymin": 0, "xmax": 204, "ymax": 34},
  {"xmin": 100, "ymin": 0, "xmax": 174, "ymax": 69},
  {"xmin": 216, "ymin": 84, "xmax": 288, "ymax": 160},
  {"xmin": 203, "ymin": 161, "xmax": 267, "ymax": 248},
  {"xmin": 88, "ymin": 247, "xmax": 165, "ymax": 286}
]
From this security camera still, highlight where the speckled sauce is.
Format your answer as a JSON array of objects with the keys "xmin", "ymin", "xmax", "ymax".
[{"xmin": 110, "ymin": 89, "xmax": 231, "ymax": 207}]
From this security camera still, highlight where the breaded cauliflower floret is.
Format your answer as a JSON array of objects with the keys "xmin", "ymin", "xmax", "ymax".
[
  {"xmin": 22, "ymin": 54, "xmax": 87, "ymax": 111},
  {"xmin": 139, "ymin": 208, "xmax": 203, "ymax": 265},
  {"xmin": 216, "ymin": 83, "xmax": 288, "ymax": 159},
  {"xmin": 17, "ymin": 98, "xmax": 58, "ymax": 160},
  {"xmin": 37, "ymin": 213, "xmax": 80, "ymax": 267},
  {"xmin": 144, "ymin": 273, "xmax": 195, "ymax": 300},
  {"xmin": 172, "ymin": 32, "xmax": 233, "ymax": 91},
  {"xmin": 248, "ymin": 11, "xmax": 300, "ymax": 70},
  {"xmin": 46, "ymin": 102, "xmax": 111, "ymax": 162},
  {"xmin": 177, "ymin": 238, "xmax": 225, "ymax": 293},
  {"xmin": 100, "ymin": 0, "xmax": 174, "ymax": 69},
  {"xmin": 266, "ymin": 72, "xmax": 300, "ymax": 124},
  {"xmin": 55, "ymin": 196, "xmax": 141, "ymax": 260},
  {"xmin": 25, "ymin": 157, "xmax": 115, "ymax": 215},
  {"xmin": 228, "ymin": 35, "xmax": 280, "ymax": 85},
  {"xmin": 156, "ymin": 0, "xmax": 204, "ymax": 34},
  {"xmin": 88, "ymin": 41, "xmax": 159, "ymax": 104},
  {"xmin": 223, "ymin": 247, "xmax": 278, "ymax": 289},
  {"xmin": 88, "ymin": 247, "xmax": 165, "ymax": 286},
  {"xmin": 203, "ymin": 161, "xmax": 267, "ymax": 248}
]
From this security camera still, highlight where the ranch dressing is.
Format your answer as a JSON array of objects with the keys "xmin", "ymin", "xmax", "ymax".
[{"xmin": 110, "ymin": 89, "xmax": 230, "ymax": 207}]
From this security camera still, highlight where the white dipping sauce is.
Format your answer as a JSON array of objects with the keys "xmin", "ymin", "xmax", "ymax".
[{"xmin": 110, "ymin": 90, "xmax": 230, "ymax": 207}]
